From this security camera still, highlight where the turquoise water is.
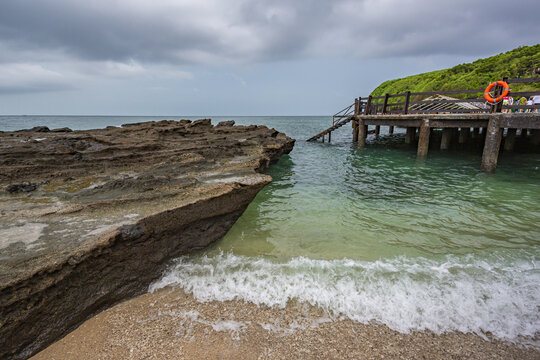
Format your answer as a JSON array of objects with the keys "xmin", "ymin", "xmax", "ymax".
[{"xmin": 2, "ymin": 115, "xmax": 539, "ymax": 342}]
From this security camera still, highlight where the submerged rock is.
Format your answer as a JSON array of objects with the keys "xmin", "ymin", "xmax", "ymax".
[{"xmin": 0, "ymin": 119, "xmax": 294, "ymax": 360}]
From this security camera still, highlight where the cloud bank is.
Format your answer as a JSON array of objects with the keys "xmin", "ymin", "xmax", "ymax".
[{"xmin": 0, "ymin": 0, "xmax": 538, "ymax": 95}]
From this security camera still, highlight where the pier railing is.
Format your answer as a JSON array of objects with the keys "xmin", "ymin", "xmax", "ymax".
[
  {"xmin": 349, "ymin": 77, "xmax": 540, "ymax": 117},
  {"xmin": 330, "ymin": 77, "xmax": 540, "ymax": 121}
]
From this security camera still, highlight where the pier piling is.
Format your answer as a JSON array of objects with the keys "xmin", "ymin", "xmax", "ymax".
[
  {"xmin": 481, "ymin": 118, "xmax": 502, "ymax": 173},
  {"xmin": 358, "ymin": 120, "xmax": 366, "ymax": 147},
  {"xmin": 440, "ymin": 128, "xmax": 452, "ymax": 150},
  {"xmin": 459, "ymin": 128, "xmax": 470, "ymax": 144},
  {"xmin": 405, "ymin": 127, "xmax": 416, "ymax": 144},
  {"xmin": 532, "ymin": 129, "xmax": 540, "ymax": 146},
  {"xmin": 417, "ymin": 120, "xmax": 431, "ymax": 158},
  {"xmin": 504, "ymin": 128, "xmax": 517, "ymax": 151}
]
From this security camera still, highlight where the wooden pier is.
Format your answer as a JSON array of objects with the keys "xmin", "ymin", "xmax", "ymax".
[{"xmin": 308, "ymin": 77, "xmax": 540, "ymax": 172}]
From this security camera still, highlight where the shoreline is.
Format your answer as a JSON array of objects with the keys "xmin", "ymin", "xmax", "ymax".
[{"xmin": 32, "ymin": 286, "xmax": 540, "ymax": 360}]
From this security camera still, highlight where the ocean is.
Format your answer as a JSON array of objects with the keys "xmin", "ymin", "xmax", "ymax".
[{"xmin": 2, "ymin": 115, "xmax": 539, "ymax": 343}]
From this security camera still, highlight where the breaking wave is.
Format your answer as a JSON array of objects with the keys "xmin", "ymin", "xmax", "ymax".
[{"xmin": 150, "ymin": 250, "xmax": 540, "ymax": 342}]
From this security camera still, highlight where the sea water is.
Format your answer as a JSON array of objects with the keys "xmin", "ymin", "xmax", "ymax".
[{"xmin": 2, "ymin": 115, "xmax": 539, "ymax": 342}]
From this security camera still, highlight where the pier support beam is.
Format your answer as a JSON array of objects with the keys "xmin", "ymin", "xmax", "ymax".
[
  {"xmin": 532, "ymin": 129, "xmax": 540, "ymax": 146},
  {"xmin": 520, "ymin": 129, "xmax": 528, "ymax": 139},
  {"xmin": 352, "ymin": 120, "xmax": 358, "ymax": 142},
  {"xmin": 440, "ymin": 128, "xmax": 452, "ymax": 150},
  {"xmin": 472, "ymin": 128, "xmax": 480, "ymax": 139},
  {"xmin": 481, "ymin": 118, "xmax": 502, "ymax": 173},
  {"xmin": 405, "ymin": 127, "xmax": 416, "ymax": 144},
  {"xmin": 417, "ymin": 120, "xmax": 431, "ymax": 158},
  {"xmin": 389, "ymin": 126, "xmax": 394, "ymax": 134},
  {"xmin": 328, "ymin": 132, "xmax": 331, "ymax": 143},
  {"xmin": 504, "ymin": 128, "xmax": 517, "ymax": 151},
  {"xmin": 459, "ymin": 127, "xmax": 470, "ymax": 144},
  {"xmin": 375, "ymin": 125, "xmax": 380, "ymax": 136},
  {"xmin": 358, "ymin": 120, "xmax": 366, "ymax": 148}
]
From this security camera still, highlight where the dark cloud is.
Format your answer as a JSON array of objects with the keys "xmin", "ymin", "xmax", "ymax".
[
  {"xmin": 1, "ymin": 0, "xmax": 536, "ymax": 66},
  {"xmin": 0, "ymin": 0, "xmax": 538, "ymax": 96}
]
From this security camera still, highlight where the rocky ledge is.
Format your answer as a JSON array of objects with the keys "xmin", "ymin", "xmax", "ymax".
[{"xmin": 0, "ymin": 119, "xmax": 294, "ymax": 360}]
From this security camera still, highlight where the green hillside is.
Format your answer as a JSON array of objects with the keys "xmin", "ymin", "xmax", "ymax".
[{"xmin": 371, "ymin": 44, "xmax": 540, "ymax": 98}]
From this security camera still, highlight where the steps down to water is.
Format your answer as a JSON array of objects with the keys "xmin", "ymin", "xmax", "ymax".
[{"xmin": 307, "ymin": 116, "xmax": 353, "ymax": 142}]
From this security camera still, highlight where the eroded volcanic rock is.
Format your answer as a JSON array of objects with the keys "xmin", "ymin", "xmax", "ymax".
[{"xmin": 0, "ymin": 119, "xmax": 294, "ymax": 360}]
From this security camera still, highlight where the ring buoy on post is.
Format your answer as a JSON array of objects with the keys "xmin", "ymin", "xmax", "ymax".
[{"xmin": 484, "ymin": 80, "xmax": 510, "ymax": 103}]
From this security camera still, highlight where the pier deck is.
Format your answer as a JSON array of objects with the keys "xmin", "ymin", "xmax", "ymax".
[{"xmin": 309, "ymin": 77, "xmax": 540, "ymax": 172}]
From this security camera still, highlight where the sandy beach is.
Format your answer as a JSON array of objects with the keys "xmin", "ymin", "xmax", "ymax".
[{"xmin": 32, "ymin": 287, "xmax": 539, "ymax": 360}]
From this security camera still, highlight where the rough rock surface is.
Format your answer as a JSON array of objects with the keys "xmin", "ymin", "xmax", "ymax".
[{"xmin": 0, "ymin": 119, "xmax": 294, "ymax": 360}]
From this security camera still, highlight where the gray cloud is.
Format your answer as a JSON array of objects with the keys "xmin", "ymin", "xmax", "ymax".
[
  {"xmin": 0, "ymin": 0, "xmax": 538, "ymax": 95},
  {"xmin": 2, "ymin": 0, "xmax": 537, "ymax": 65}
]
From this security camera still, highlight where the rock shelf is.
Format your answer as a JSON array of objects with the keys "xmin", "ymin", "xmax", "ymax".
[{"xmin": 0, "ymin": 119, "xmax": 294, "ymax": 359}]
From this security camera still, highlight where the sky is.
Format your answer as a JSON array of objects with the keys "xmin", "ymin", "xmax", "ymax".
[{"xmin": 0, "ymin": 0, "xmax": 538, "ymax": 116}]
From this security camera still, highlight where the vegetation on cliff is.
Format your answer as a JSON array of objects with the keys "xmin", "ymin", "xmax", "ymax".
[{"xmin": 371, "ymin": 44, "xmax": 540, "ymax": 97}]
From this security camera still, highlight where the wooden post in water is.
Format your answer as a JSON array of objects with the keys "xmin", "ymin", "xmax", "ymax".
[
  {"xmin": 504, "ymin": 128, "xmax": 517, "ymax": 151},
  {"xmin": 520, "ymin": 129, "xmax": 528, "ymax": 139},
  {"xmin": 358, "ymin": 119, "xmax": 366, "ymax": 148},
  {"xmin": 328, "ymin": 132, "xmax": 331, "ymax": 143},
  {"xmin": 389, "ymin": 126, "xmax": 394, "ymax": 134},
  {"xmin": 532, "ymin": 129, "xmax": 540, "ymax": 146},
  {"xmin": 472, "ymin": 127, "xmax": 480, "ymax": 139},
  {"xmin": 352, "ymin": 98, "xmax": 360, "ymax": 142},
  {"xmin": 417, "ymin": 119, "xmax": 431, "ymax": 158},
  {"xmin": 375, "ymin": 125, "xmax": 380, "ymax": 136},
  {"xmin": 481, "ymin": 117, "xmax": 502, "ymax": 173},
  {"xmin": 459, "ymin": 127, "xmax": 470, "ymax": 144},
  {"xmin": 441, "ymin": 128, "xmax": 452, "ymax": 150},
  {"xmin": 405, "ymin": 127, "xmax": 416, "ymax": 144}
]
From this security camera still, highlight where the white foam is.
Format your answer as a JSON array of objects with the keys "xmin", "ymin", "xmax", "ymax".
[{"xmin": 150, "ymin": 251, "xmax": 540, "ymax": 343}]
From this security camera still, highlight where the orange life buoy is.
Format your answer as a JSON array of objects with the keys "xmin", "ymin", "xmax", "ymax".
[{"xmin": 484, "ymin": 81, "xmax": 510, "ymax": 103}]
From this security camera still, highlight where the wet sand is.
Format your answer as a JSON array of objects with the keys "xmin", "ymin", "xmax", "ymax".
[{"xmin": 32, "ymin": 287, "xmax": 539, "ymax": 360}]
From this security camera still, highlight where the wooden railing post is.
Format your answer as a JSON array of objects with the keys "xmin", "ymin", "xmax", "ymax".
[
  {"xmin": 364, "ymin": 96, "xmax": 372, "ymax": 115},
  {"xmin": 382, "ymin": 93, "xmax": 389, "ymax": 114},
  {"xmin": 354, "ymin": 98, "xmax": 359, "ymax": 116},
  {"xmin": 496, "ymin": 77, "xmax": 508, "ymax": 113},
  {"xmin": 403, "ymin": 91, "xmax": 411, "ymax": 114},
  {"xmin": 490, "ymin": 77, "xmax": 507, "ymax": 113}
]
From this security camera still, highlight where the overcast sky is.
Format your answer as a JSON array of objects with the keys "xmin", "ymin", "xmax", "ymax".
[{"xmin": 0, "ymin": 0, "xmax": 538, "ymax": 115}]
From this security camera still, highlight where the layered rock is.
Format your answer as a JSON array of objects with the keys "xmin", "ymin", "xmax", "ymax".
[{"xmin": 0, "ymin": 119, "xmax": 294, "ymax": 360}]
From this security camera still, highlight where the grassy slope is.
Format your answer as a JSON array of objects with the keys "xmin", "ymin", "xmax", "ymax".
[{"xmin": 371, "ymin": 44, "xmax": 540, "ymax": 98}]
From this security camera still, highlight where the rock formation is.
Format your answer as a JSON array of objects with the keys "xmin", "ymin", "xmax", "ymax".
[{"xmin": 0, "ymin": 119, "xmax": 294, "ymax": 359}]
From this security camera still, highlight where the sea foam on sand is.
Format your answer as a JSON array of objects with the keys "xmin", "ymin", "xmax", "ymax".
[{"xmin": 150, "ymin": 250, "xmax": 540, "ymax": 343}]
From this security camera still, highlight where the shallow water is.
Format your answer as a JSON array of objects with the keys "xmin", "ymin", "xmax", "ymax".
[{"xmin": 2, "ymin": 115, "xmax": 539, "ymax": 342}]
